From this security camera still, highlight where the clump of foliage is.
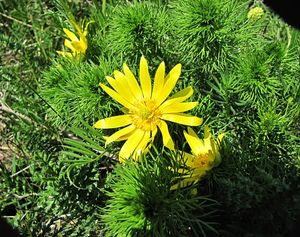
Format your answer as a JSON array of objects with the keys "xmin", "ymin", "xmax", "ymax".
[
  {"xmin": 102, "ymin": 152, "xmax": 219, "ymax": 237},
  {"xmin": 170, "ymin": 0, "xmax": 260, "ymax": 78},
  {"xmin": 104, "ymin": 1, "xmax": 169, "ymax": 67},
  {"xmin": 40, "ymin": 58, "xmax": 118, "ymax": 128}
]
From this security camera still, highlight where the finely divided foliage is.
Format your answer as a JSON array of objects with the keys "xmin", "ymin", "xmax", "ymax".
[{"xmin": 1, "ymin": 0, "xmax": 300, "ymax": 237}]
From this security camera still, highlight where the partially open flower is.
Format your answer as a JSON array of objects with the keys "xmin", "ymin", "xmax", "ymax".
[
  {"xmin": 171, "ymin": 126, "xmax": 225, "ymax": 190},
  {"xmin": 57, "ymin": 20, "xmax": 93, "ymax": 59}
]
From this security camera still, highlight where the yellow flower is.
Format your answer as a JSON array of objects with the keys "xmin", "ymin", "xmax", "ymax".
[
  {"xmin": 94, "ymin": 56, "xmax": 203, "ymax": 162},
  {"xmin": 57, "ymin": 20, "xmax": 93, "ymax": 59},
  {"xmin": 171, "ymin": 126, "xmax": 225, "ymax": 190},
  {"xmin": 247, "ymin": 7, "xmax": 264, "ymax": 21}
]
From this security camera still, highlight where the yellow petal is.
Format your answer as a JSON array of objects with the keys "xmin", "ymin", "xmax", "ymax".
[
  {"xmin": 169, "ymin": 86, "xmax": 193, "ymax": 100},
  {"xmin": 204, "ymin": 125, "xmax": 211, "ymax": 139},
  {"xmin": 184, "ymin": 129, "xmax": 205, "ymax": 156},
  {"xmin": 160, "ymin": 102, "xmax": 198, "ymax": 114},
  {"xmin": 105, "ymin": 76, "xmax": 118, "ymax": 89},
  {"xmin": 152, "ymin": 61, "xmax": 165, "ymax": 99},
  {"xmin": 155, "ymin": 64, "xmax": 182, "ymax": 106},
  {"xmin": 123, "ymin": 63, "xmax": 143, "ymax": 100},
  {"xmin": 180, "ymin": 172, "xmax": 201, "ymax": 179},
  {"xmin": 64, "ymin": 39, "xmax": 76, "ymax": 52},
  {"xmin": 187, "ymin": 127, "xmax": 211, "ymax": 155},
  {"xmin": 106, "ymin": 75, "xmax": 136, "ymax": 104},
  {"xmin": 192, "ymin": 168, "xmax": 209, "ymax": 177},
  {"xmin": 170, "ymin": 176, "xmax": 198, "ymax": 190},
  {"xmin": 203, "ymin": 127, "xmax": 214, "ymax": 151},
  {"xmin": 80, "ymin": 34, "xmax": 88, "ymax": 45},
  {"xmin": 105, "ymin": 125, "xmax": 135, "ymax": 146},
  {"xmin": 151, "ymin": 126, "xmax": 158, "ymax": 141},
  {"xmin": 208, "ymin": 139, "xmax": 217, "ymax": 157},
  {"xmin": 133, "ymin": 131, "xmax": 151, "ymax": 160},
  {"xmin": 159, "ymin": 86, "xmax": 194, "ymax": 110},
  {"xmin": 183, "ymin": 151, "xmax": 197, "ymax": 167},
  {"xmin": 63, "ymin": 28, "xmax": 79, "ymax": 41},
  {"xmin": 213, "ymin": 150, "xmax": 222, "ymax": 167},
  {"xmin": 70, "ymin": 20, "xmax": 83, "ymax": 34},
  {"xmin": 187, "ymin": 127, "xmax": 198, "ymax": 138},
  {"xmin": 218, "ymin": 133, "xmax": 225, "ymax": 143},
  {"xmin": 161, "ymin": 113, "xmax": 203, "ymax": 126},
  {"xmin": 139, "ymin": 56, "xmax": 152, "ymax": 99},
  {"xmin": 105, "ymin": 125, "xmax": 136, "ymax": 145},
  {"xmin": 114, "ymin": 70, "xmax": 139, "ymax": 103},
  {"xmin": 115, "ymin": 130, "xmax": 135, "ymax": 141},
  {"xmin": 93, "ymin": 115, "xmax": 132, "ymax": 129},
  {"xmin": 56, "ymin": 51, "xmax": 73, "ymax": 58},
  {"xmin": 83, "ymin": 20, "xmax": 94, "ymax": 36},
  {"xmin": 158, "ymin": 120, "xmax": 174, "ymax": 149},
  {"xmin": 175, "ymin": 168, "xmax": 189, "ymax": 174},
  {"xmin": 72, "ymin": 40, "xmax": 87, "ymax": 53},
  {"xmin": 119, "ymin": 129, "xmax": 145, "ymax": 162},
  {"xmin": 100, "ymin": 83, "xmax": 135, "ymax": 110}
]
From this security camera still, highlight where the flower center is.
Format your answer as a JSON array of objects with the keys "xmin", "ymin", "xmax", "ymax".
[
  {"xmin": 194, "ymin": 153, "xmax": 211, "ymax": 168},
  {"xmin": 130, "ymin": 99, "xmax": 161, "ymax": 131},
  {"xmin": 140, "ymin": 107, "xmax": 152, "ymax": 120}
]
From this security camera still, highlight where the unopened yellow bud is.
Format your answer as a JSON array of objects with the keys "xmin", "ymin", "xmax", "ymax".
[{"xmin": 247, "ymin": 7, "xmax": 264, "ymax": 20}]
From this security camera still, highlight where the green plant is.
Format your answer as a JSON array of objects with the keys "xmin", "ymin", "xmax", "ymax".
[
  {"xmin": 102, "ymin": 151, "xmax": 219, "ymax": 237},
  {"xmin": 170, "ymin": 0, "xmax": 260, "ymax": 80},
  {"xmin": 105, "ymin": 1, "xmax": 169, "ymax": 67},
  {"xmin": 40, "ymin": 58, "xmax": 118, "ymax": 128},
  {"xmin": 1, "ymin": 0, "xmax": 300, "ymax": 236}
]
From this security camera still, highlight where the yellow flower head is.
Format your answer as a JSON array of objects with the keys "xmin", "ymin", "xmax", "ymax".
[
  {"xmin": 57, "ymin": 20, "xmax": 93, "ymax": 59},
  {"xmin": 171, "ymin": 126, "xmax": 224, "ymax": 190},
  {"xmin": 94, "ymin": 56, "xmax": 203, "ymax": 162},
  {"xmin": 247, "ymin": 6, "xmax": 264, "ymax": 21}
]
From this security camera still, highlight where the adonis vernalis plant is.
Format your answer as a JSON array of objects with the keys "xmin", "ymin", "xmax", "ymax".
[
  {"xmin": 2, "ymin": 0, "xmax": 300, "ymax": 236},
  {"xmin": 94, "ymin": 56, "xmax": 203, "ymax": 162},
  {"xmin": 172, "ymin": 126, "xmax": 225, "ymax": 190}
]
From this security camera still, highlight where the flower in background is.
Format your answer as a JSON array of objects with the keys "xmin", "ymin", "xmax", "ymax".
[
  {"xmin": 94, "ymin": 56, "xmax": 203, "ymax": 162},
  {"xmin": 171, "ymin": 126, "xmax": 225, "ymax": 190},
  {"xmin": 247, "ymin": 6, "xmax": 264, "ymax": 21},
  {"xmin": 57, "ymin": 20, "xmax": 93, "ymax": 59}
]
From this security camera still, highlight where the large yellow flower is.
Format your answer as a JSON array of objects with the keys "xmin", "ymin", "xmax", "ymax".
[
  {"xmin": 171, "ymin": 126, "xmax": 225, "ymax": 190},
  {"xmin": 94, "ymin": 56, "xmax": 203, "ymax": 162},
  {"xmin": 57, "ymin": 20, "xmax": 92, "ymax": 59}
]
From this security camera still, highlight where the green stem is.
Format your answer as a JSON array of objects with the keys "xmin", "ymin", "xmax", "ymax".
[
  {"xmin": 286, "ymin": 25, "xmax": 291, "ymax": 50},
  {"xmin": 102, "ymin": 0, "xmax": 106, "ymax": 16}
]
